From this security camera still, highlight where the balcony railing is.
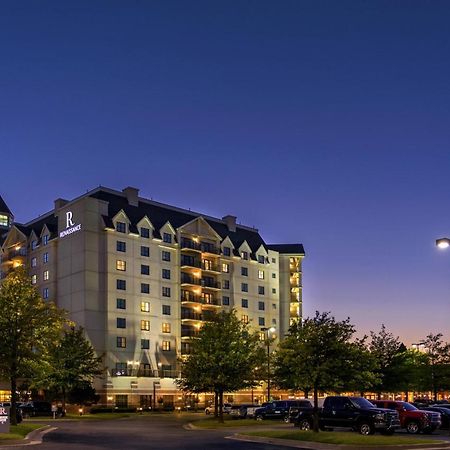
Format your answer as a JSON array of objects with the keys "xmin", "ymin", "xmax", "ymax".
[
  {"xmin": 180, "ymin": 239, "xmax": 220, "ymax": 255},
  {"xmin": 181, "ymin": 328, "xmax": 200, "ymax": 338},
  {"xmin": 181, "ymin": 239, "xmax": 202, "ymax": 251},
  {"xmin": 181, "ymin": 310, "xmax": 215, "ymax": 321},
  {"xmin": 201, "ymin": 244, "xmax": 220, "ymax": 255},
  {"xmin": 201, "ymin": 262, "xmax": 220, "ymax": 272},
  {"xmin": 201, "ymin": 279, "xmax": 221, "ymax": 289},
  {"xmin": 111, "ymin": 368, "xmax": 180, "ymax": 378},
  {"xmin": 180, "ymin": 274, "xmax": 202, "ymax": 286},
  {"xmin": 181, "ymin": 293, "xmax": 221, "ymax": 306},
  {"xmin": 180, "ymin": 258, "xmax": 202, "ymax": 268}
]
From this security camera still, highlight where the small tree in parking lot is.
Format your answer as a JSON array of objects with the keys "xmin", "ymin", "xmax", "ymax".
[{"xmin": 177, "ymin": 310, "xmax": 264, "ymax": 422}]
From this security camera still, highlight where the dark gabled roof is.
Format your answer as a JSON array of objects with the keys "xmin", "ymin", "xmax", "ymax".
[
  {"xmin": 0, "ymin": 195, "xmax": 12, "ymax": 215},
  {"xmin": 267, "ymin": 244, "xmax": 305, "ymax": 255},
  {"xmin": 90, "ymin": 189, "xmax": 268, "ymax": 253}
]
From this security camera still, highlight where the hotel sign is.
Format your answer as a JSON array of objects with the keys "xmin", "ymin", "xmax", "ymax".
[
  {"xmin": 0, "ymin": 406, "xmax": 9, "ymax": 433},
  {"xmin": 59, "ymin": 211, "xmax": 82, "ymax": 238}
]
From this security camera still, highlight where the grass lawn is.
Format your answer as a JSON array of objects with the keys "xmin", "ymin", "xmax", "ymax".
[
  {"xmin": 243, "ymin": 430, "xmax": 445, "ymax": 446},
  {"xmin": 63, "ymin": 412, "xmax": 132, "ymax": 420},
  {"xmin": 193, "ymin": 417, "xmax": 275, "ymax": 428},
  {"xmin": 0, "ymin": 423, "xmax": 44, "ymax": 441}
]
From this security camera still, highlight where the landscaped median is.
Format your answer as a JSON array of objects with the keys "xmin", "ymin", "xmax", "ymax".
[
  {"xmin": 234, "ymin": 430, "xmax": 449, "ymax": 449},
  {"xmin": 191, "ymin": 417, "xmax": 278, "ymax": 429},
  {"xmin": 0, "ymin": 423, "xmax": 46, "ymax": 444}
]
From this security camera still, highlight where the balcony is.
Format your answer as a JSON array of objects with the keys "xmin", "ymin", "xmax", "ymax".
[
  {"xmin": 201, "ymin": 243, "xmax": 220, "ymax": 255},
  {"xmin": 181, "ymin": 292, "xmax": 221, "ymax": 307},
  {"xmin": 181, "ymin": 239, "xmax": 202, "ymax": 252},
  {"xmin": 201, "ymin": 261, "xmax": 221, "ymax": 273},
  {"xmin": 201, "ymin": 278, "xmax": 221, "ymax": 290},
  {"xmin": 180, "ymin": 257, "xmax": 202, "ymax": 269},
  {"xmin": 181, "ymin": 328, "xmax": 200, "ymax": 339},
  {"xmin": 180, "ymin": 274, "xmax": 202, "ymax": 287},
  {"xmin": 181, "ymin": 309, "xmax": 215, "ymax": 322}
]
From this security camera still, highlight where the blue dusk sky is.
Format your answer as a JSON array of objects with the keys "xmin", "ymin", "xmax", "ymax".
[{"xmin": 1, "ymin": 1, "xmax": 450, "ymax": 344}]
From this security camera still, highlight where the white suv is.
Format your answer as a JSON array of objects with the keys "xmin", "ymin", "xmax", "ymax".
[{"xmin": 205, "ymin": 403, "xmax": 232, "ymax": 415}]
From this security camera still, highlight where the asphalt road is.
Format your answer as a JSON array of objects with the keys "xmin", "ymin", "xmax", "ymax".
[{"xmin": 5, "ymin": 415, "xmax": 294, "ymax": 450}]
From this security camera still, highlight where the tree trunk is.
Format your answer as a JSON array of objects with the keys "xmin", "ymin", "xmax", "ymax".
[
  {"xmin": 10, "ymin": 374, "xmax": 17, "ymax": 426},
  {"xmin": 218, "ymin": 390, "xmax": 224, "ymax": 423},
  {"xmin": 62, "ymin": 387, "xmax": 66, "ymax": 416},
  {"xmin": 313, "ymin": 386, "xmax": 319, "ymax": 433},
  {"xmin": 214, "ymin": 391, "xmax": 218, "ymax": 417},
  {"xmin": 304, "ymin": 390, "xmax": 309, "ymax": 399},
  {"xmin": 377, "ymin": 392, "xmax": 381, "ymax": 400}
]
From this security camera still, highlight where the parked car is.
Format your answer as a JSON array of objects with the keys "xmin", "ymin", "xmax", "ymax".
[
  {"xmin": 293, "ymin": 396, "xmax": 400, "ymax": 435},
  {"xmin": 18, "ymin": 401, "xmax": 52, "ymax": 418},
  {"xmin": 246, "ymin": 402, "xmax": 271, "ymax": 418},
  {"xmin": 229, "ymin": 403, "xmax": 258, "ymax": 419},
  {"xmin": 204, "ymin": 403, "xmax": 231, "ymax": 415},
  {"xmin": 255, "ymin": 400, "xmax": 313, "ymax": 422},
  {"xmin": 372, "ymin": 400, "xmax": 441, "ymax": 434},
  {"xmin": 422, "ymin": 406, "xmax": 450, "ymax": 429}
]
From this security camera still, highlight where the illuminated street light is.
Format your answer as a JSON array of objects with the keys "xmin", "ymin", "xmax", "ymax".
[
  {"xmin": 436, "ymin": 238, "xmax": 450, "ymax": 249},
  {"xmin": 261, "ymin": 326, "xmax": 276, "ymax": 402}
]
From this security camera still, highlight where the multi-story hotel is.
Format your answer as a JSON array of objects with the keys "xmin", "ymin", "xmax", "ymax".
[{"xmin": 0, "ymin": 187, "xmax": 304, "ymax": 408}]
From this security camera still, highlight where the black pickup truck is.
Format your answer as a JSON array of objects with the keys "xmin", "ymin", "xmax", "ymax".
[{"xmin": 293, "ymin": 396, "xmax": 400, "ymax": 435}]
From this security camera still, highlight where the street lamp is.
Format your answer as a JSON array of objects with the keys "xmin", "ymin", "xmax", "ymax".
[
  {"xmin": 261, "ymin": 326, "xmax": 276, "ymax": 402},
  {"xmin": 436, "ymin": 238, "xmax": 450, "ymax": 249}
]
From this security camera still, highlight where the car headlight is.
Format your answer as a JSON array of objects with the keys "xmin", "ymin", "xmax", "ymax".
[{"xmin": 374, "ymin": 413, "xmax": 385, "ymax": 421}]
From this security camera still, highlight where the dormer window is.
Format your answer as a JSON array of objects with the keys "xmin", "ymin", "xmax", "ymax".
[
  {"xmin": 140, "ymin": 227, "xmax": 150, "ymax": 238},
  {"xmin": 116, "ymin": 222, "xmax": 126, "ymax": 233},
  {"xmin": 241, "ymin": 251, "xmax": 248, "ymax": 260},
  {"xmin": 258, "ymin": 255, "xmax": 265, "ymax": 264},
  {"xmin": 0, "ymin": 215, "xmax": 8, "ymax": 227},
  {"xmin": 43, "ymin": 235, "xmax": 49, "ymax": 246},
  {"xmin": 31, "ymin": 240, "xmax": 38, "ymax": 250},
  {"xmin": 223, "ymin": 247, "xmax": 231, "ymax": 257},
  {"xmin": 163, "ymin": 233, "xmax": 172, "ymax": 243}
]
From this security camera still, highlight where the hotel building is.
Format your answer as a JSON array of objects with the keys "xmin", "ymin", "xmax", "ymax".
[{"xmin": 0, "ymin": 187, "xmax": 304, "ymax": 407}]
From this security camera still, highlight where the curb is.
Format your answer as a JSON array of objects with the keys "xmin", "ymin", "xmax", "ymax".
[
  {"xmin": 0, "ymin": 426, "xmax": 57, "ymax": 448},
  {"xmin": 228, "ymin": 433, "xmax": 450, "ymax": 450}
]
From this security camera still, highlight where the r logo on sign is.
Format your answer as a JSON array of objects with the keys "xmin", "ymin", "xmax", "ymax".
[{"xmin": 66, "ymin": 211, "xmax": 74, "ymax": 228}]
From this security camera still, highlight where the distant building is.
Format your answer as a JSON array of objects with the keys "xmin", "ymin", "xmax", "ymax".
[{"xmin": 0, "ymin": 186, "xmax": 304, "ymax": 407}]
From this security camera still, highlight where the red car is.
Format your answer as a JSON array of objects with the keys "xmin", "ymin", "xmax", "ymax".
[{"xmin": 372, "ymin": 400, "xmax": 441, "ymax": 434}]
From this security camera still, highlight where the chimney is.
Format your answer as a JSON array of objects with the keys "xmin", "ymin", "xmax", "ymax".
[
  {"xmin": 54, "ymin": 198, "xmax": 69, "ymax": 211},
  {"xmin": 222, "ymin": 215, "xmax": 237, "ymax": 233},
  {"xmin": 123, "ymin": 187, "xmax": 139, "ymax": 207}
]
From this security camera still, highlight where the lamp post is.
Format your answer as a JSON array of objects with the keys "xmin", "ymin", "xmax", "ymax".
[{"xmin": 261, "ymin": 327, "xmax": 276, "ymax": 402}]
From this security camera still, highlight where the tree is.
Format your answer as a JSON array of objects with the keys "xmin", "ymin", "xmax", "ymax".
[
  {"xmin": 273, "ymin": 311, "xmax": 377, "ymax": 432},
  {"xmin": 0, "ymin": 267, "xmax": 67, "ymax": 424},
  {"xmin": 34, "ymin": 326, "xmax": 103, "ymax": 412},
  {"xmin": 177, "ymin": 310, "xmax": 264, "ymax": 422}
]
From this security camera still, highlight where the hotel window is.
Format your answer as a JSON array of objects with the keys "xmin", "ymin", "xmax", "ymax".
[
  {"xmin": 241, "ymin": 315, "xmax": 249, "ymax": 324},
  {"xmin": 162, "ymin": 323, "xmax": 171, "ymax": 333},
  {"xmin": 43, "ymin": 252, "xmax": 48, "ymax": 264},
  {"xmin": 241, "ymin": 283, "xmax": 248, "ymax": 292},
  {"xmin": 116, "ymin": 337, "xmax": 126, "ymax": 348},
  {"xmin": 272, "ymin": 303, "xmax": 277, "ymax": 309},
  {"xmin": 241, "ymin": 267, "xmax": 248, "ymax": 276},
  {"xmin": 222, "ymin": 263, "xmax": 229, "ymax": 273},
  {"xmin": 162, "ymin": 269, "xmax": 171, "ymax": 279},
  {"xmin": 140, "ymin": 227, "xmax": 150, "ymax": 238},
  {"xmin": 163, "ymin": 233, "xmax": 172, "ymax": 243},
  {"xmin": 271, "ymin": 257, "xmax": 276, "ymax": 263},
  {"xmin": 140, "ymin": 246, "xmax": 150, "ymax": 257},
  {"xmin": 272, "ymin": 273, "xmax": 276, "ymax": 279},
  {"xmin": 31, "ymin": 274, "xmax": 37, "ymax": 284},
  {"xmin": 258, "ymin": 270, "xmax": 264, "ymax": 280},
  {"xmin": 116, "ymin": 241, "xmax": 126, "ymax": 252},
  {"xmin": 116, "ymin": 298, "xmax": 126, "ymax": 309},
  {"xmin": 116, "ymin": 221, "xmax": 126, "ymax": 233},
  {"xmin": 258, "ymin": 301, "xmax": 265, "ymax": 311},
  {"xmin": 31, "ymin": 257, "xmax": 37, "ymax": 268},
  {"xmin": 223, "ymin": 246, "xmax": 231, "ymax": 256},
  {"xmin": 141, "ymin": 339, "xmax": 150, "ymax": 349},
  {"xmin": 116, "ymin": 260, "xmax": 126, "ymax": 271},
  {"xmin": 162, "ymin": 287, "xmax": 171, "ymax": 297},
  {"xmin": 272, "ymin": 318, "xmax": 277, "ymax": 325},
  {"xmin": 162, "ymin": 305, "xmax": 171, "ymax": 315},
  {"xmin": 43, "ymin": 288, "xmax": 49, "ymax": 299},
  {"xmin": 258, "ymin": 286, "xmax": 265, "ymax": 295},
  {"xmin": 43, "ymin": 235, "xmax": 49, "ymax": 246},
  {"xmin": 141, "ymin": 264, "xmax": 150, "ymax": 275},
  {"xmin": 241, "ymin": 251, "xmax": 248, "ymax": 260},
  {"xmin": 162, "ymin": 251, "xmax": 171, "ymax": 262},
  {"xmin": 141, "ymin": 283, "xmax": 150, "ymax": 294},
  {"xmin": 43, "ymin": 270, "xmax": 49, "ymax": 281},
  {"xmin": 141, "ymin": 320, "xmax": 150, "ymax": 331},
  {"xmin": 272, "ymin": 288, "xmax": 276, "ymax": 294},
  {"xmin": 116, "ymin": 318, "xmax": 126, "ymax": 328},
  {"xmin": 141, "ymin": 301, "xmax": 150, "ymax": 312},
  {"xmin": 241, "ymin": 298, "xmax": 248, "ymax": 308},
  {"xmin": 0, "ymin": 215, "xmax": 8, "ymax": 227},
  {"xmin": 203, "ymin": 259, "xmax": 213, "ymax": 271},
  {"xmin": 258, "ymin": 255, "xmax": 265, "ymax": 264},
  {"xmin": 259, "ymin": 317, "xmax": 265, "ymax": 326},
  {"xmin": 31, "ymin": 240, "xmax": 37, "ymax": 250},
  {"xmin": 115, "ymin": 362, "xmax": 127, "ymax": 375},
  {"xmin": 162, "ymin": 341, "xmax": 171, "ymax": 351},
  {"xmin": 117, "ymin": 279, "xmax": 126, "ymax": 290},
  {"xmin": 222, "ymin": 296, "xmax": 230, "ymax": 306},
  {"xmin": 223, "ymin": 279, "xmax": 230, "ymax": 289}
]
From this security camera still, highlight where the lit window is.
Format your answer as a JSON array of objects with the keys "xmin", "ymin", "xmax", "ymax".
[
  {"xmin": 117, "ymin": 241, "xmax": 126, "ymax": 252},
  {"xmin": 141, "ymin": 320, "xmax": 150, "ymax": 331},
  {"xmin": 141, "ymin": 283, "xmax": 150, "ymax": 294},
  {"xmin": 163, "ymin": 233, "xmax": 172, "ymax": 243},
  {"xmin": 162, "ymin": 323, "xmax": 171, "ymax": 333},
  {"xmin": 116, "ymin": 318, "xmax": 126, "ymax": 328},
  {"xmin": 116, "ymin": 222, "xmax": 126, "ymax": 233},
  {"xmin": 141, "ymin": 339, "xmax": 150, "ymax": 349},
  {"xmin": 116, "ymin": 260, "xmax": 126, "ymax": 271},
  {"xmin": 241, "ymin": 251, "xmax": 248, "ymax": 260},
  {"xmin": 162, "ymin": 341, "xmax": 171, "ymax": 351},
  {"xmin": 162, "ymin": 305, "xmax": 171, "ymax": 315},
  {"xmin": 31, "ymin": 274, "xmax": 37, "ymax": 284},
  {"xmin": 43, "ymin": 235, "xmax": 49, "ymax": 246},
  {"xmin": 43, "ymin": 270, "xmax": 49, "ymax": 281},
  {"xmin": 162, "ymin": 287, "xmax": 171, "ymax": 297},
  {"xmin": 43, "ymin": 252, "xmax": 48, "ymax": 264},
  {"xmin": 31, "ymin": 257, "xmax": 37, "ymax": 268},
  {"xmin": 116, "ymin": 337, "xmax": 126, "ymax": 348},
  {"xmin": 141, "ymin": 301, "xmax": 150, "ymax": 312},
  {"xmin": 116, "ymin": 298, "xmax": 126, "ymax": 309},
  {"xmin": 241, "ymin": 315, "xmax": 249, "ymax": 324},
  {"xmin": 0, "ymin": 215, "xmax": 8, "ymax": 227},
  {"xmin": 222, "ymin": 263, "xmax": 229, "ymax": 273},
  {"xmin": 140, "ymin": 227, "xmax": 150, "ymax": 238},
  {"xmin": 258, "ymin": 270, "xmax": 264, "ymax": 280},
  {"xmin": 162, "ymin": 251, "xmax": 171, "ymax": 262},
  {"xmin": 162, "ymin": 269, "xmax": 171, "ymax": 279},
  {"xmin": 43, "ymin": 288, "xmax": 49, "ymax": 299}
]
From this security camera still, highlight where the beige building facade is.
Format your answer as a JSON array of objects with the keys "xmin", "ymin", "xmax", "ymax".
[{"xmin": 0, "ymin": 187, "xmax": 304, "ymax": 408}]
